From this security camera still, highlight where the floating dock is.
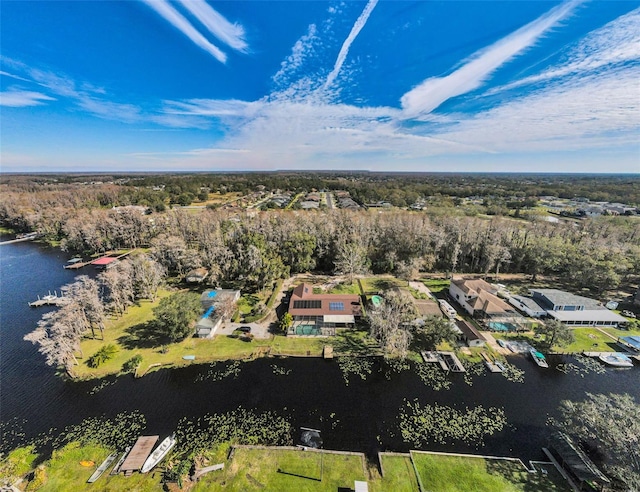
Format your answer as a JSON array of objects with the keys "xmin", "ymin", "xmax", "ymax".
[
  {"xmin": 323, "ymin": 345, "xmax": 334, "ymax": 359},
  {"xmin": 64, "ymin": 250, "xmax": 134, "ymax": 269},
  {"xmin": 437, "ymin": 351, "xmax": 466, "ymax": 372},
  {"xmin": 420, "ymin": 351, "xmax": 439, "ymax": 363},
  {"xmin": 119, "ymin": 436, "xmax": 158, "ymax": 477}
]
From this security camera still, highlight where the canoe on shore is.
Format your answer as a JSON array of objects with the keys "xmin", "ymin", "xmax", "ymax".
[{"xmin": 87, "ymin": 452, "xmax": 118, "ymax": 483}]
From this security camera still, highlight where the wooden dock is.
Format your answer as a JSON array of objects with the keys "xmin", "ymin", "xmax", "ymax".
[
  {"xmin": 191, "ymin": 463, "xmax": 224, "ymax": 481},
  {"xmin": 481, "ymin": 352, "xmax": 503, "ymax": 373},
  {"xmin": 437, "ymin": 351, "xmax": 466, "ymax": 372},
  {"xmin": 63, "ymin": 250, "xmax": 135, "ymax": 270},
  {"xmin": 0, "ymin": 233, "xmax": 38, "ymax": 246},
  {"xmin": 29, "ymin": 292, "xmax": 66, "ymax": 307},
  {"xmin": 323, "ymin": 345, "xmax": 334, "ymax": 359},
  {"xmin": 420, "ymin": 351, "xmax": 439, "ymax": 363},
  {"xmin": 119, "ymin": 436, "xmax": 158, "ymax": 477}
]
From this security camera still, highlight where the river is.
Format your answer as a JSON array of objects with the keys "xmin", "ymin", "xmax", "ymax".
[{"xmin": 1, "ymin": 238, "xmax": 638, "ymax": 461}]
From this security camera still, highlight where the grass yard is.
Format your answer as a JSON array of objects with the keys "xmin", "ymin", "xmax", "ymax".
[
  {"xmin": 422, "ymin": 279, "xmax": 450, "ymax": 293},
  {"xmin": 371, "ymin": 454, "xmax": 420, "ymax": 492},
  {"xmin": 359, "ymin": 276, "xmax": 406, "ymax": 295},
  {"xmin": 193, "ymin": 448, "xmax": 366, "ymax": 491},
  {"xmin": 602, "ymin": 326, "xmax": 640, "ymax": 339},
  {"xmin": 26, "ymin": 443, "xmax": 162, "ymax": 492},
  {"xmin": 411, "ymin": 453, "xmax": 570, "ymax": 492},
  {"xmin": 560, "ymin": 328, "xmax": 618, "ymax": 353},
  {"xmin": 326, "ymin": 282, "xmax": 362, "ymax": 295}
]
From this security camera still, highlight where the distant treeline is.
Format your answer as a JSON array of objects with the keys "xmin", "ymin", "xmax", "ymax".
[
  {"xmin": 2, "ymin": 172, "xmax": 639, "ymax": 208},
  {"xmin": 1, "ymin": 176, "xmax": 638, "ymax": 296}
]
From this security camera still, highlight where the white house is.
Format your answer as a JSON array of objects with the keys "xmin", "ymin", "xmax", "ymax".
[
  {"xmin": 509, "ymin": 295, "xmax": 547, "ymax": 318},
  {"xmin": 530, "ymin": 289, "xmax": 627, "ymax": 327},
  {"xmin": 449, "ymin": 278, "xmax": 514, "ymax": 318}
]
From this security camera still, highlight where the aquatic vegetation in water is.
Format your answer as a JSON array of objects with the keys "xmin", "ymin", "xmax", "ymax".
[
  {"xmin": 0, "ymin": 418, "xmax": 27, "ymax": 454},
  {"xmin": 555, "ymin": 354, "xmax": 606, "ymax": 377},
  {"xmin": 383, "ymin": 358, "xmax": 411, "ymax": 379},
  {"xmin": 271, "ymin": 364, "xmax": 292, "ymax": 376},
  {"xmin": 87, "ymin": 379, "xmax": 116, "ymax": 395},
  {"xmin": 414, "ymin": 363, "xmax": 451, "ymax": 391},
  {"xmin": 337, "ymin": 357, "xmax": 373, "ymax": 385},
  {"xmin": 500, "ymin": 361, "xmax": 525, "ymax": 383},
  {"xmin": 399, "ymin": 399, "xmax": 507, "ymax": 447},
  {"xmin": 52, "ymin": 411, "xmax": 147, "ymax": 451},
  {"xmin": 463, "ymin": 361, "xmax": 486, "ymax": 386},
  {"xmin": 195, "ymin": 360, "xmax": 242, "ymax": 382}
]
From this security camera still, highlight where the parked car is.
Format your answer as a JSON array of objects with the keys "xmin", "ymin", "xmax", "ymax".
[
  {"xmin": 621, "ymin": 310, "xmax": 636, "ymax": 318},
  {"xmin": 238, "ymin": 326, "xmax": 252, "ymax": 333}
]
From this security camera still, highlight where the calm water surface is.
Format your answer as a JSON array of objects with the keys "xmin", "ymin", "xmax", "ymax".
[{"xmin": 1, "ymin": 239, "xmax": 638, "ymax": 461}]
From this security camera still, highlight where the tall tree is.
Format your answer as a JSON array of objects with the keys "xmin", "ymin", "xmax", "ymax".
[
  {"xmin": 414, "ymin": 315, "xmax": 458, "ymax": 349},
  {"xmin": 534, "ymin": 319, "xmax": 574, "ymax": 350},
  {"xmin": 130, "ymin": 255, "xmax": 166, "ymax": 301},
  {"xmin": 334, "ymin": 242, "xmax": 369, "ymax": 283},
  {"xmin": 368, "ymin": 291, "xmax": 415, "ymax": 359},
  {"xmin": 61, "ymin": 276, "xmax": 104, "ymax": 339},
  {"xmin": 556, "ymin": 393, "xmax": 640, "ymax": 491},
  {"xmin": 153, "ymin": 291, "xmax": 201, "ymax": 342}
]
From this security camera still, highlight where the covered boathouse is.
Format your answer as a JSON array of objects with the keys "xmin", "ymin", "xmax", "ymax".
[{"xmin": 548, "ymin": 432, "xmax": 610, "ymax": 491}]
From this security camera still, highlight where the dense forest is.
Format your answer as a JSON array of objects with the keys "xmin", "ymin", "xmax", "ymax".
[{"xmin": 1, "ymin": 174, "xmax": 639, "ymax": 296}]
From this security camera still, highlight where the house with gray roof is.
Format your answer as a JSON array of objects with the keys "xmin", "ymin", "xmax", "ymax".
[{"xmin": 530, "ymin": 289, "xmax": 626, "ymax": 327}]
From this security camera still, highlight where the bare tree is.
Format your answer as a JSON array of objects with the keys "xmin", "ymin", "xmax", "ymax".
[
  {"xmin": 368, "ymin": 291, "xmax": 415, "ymax": 359},
  {"xmin": 61, "ymin": 276, "xmax": 104, "ymax": 339},
  {"xmin": 130, "ymin": 255, "xmax": 166, "ymax": 301},
  {"xmin": 334, "ymin": 242, "xmax": 369, "ymax": 283}
]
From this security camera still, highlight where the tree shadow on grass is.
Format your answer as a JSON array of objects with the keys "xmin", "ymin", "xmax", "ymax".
[
  {"xmin": 486, "ymin": 459, "xmax": 571, "ymax": 492},
  {"xmin": 117, "ymin": 321, "xmax": 171, "ymax": 350},
  {"xmin": 332, "ymin": 330, "xmax": 380, "ymax": 356}
]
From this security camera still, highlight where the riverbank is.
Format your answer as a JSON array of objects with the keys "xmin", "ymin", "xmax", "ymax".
[
  {"xmin": 0, "ymin": 442, "xmax": 570, "ymax": 491},
  {"xmin": 73, "ymin": 292, "xmax": 380, "ymax": 380}
]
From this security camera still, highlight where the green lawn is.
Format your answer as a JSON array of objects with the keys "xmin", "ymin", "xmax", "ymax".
[
  {"xmin": 193, "ymin": 448, "xmax": 366, "ymax": 491},
  {"xmin": 602, "ymin": 326, "xmax": 640, "ymax": 339},
  {"xmin": 371, "ymin": 455, "xmax": 420, "ymax": 492},
  {"xmin": 412, "ymin": 453, "xmax": 570, "ymax": 492},
  {"xmin": 359, "ymin": 276, "xmax": 405, "ymax": 295},
  {"xmin": 326, "ymin": 282, "xmax": 362, "ymax": 295},
  {"xmin": 421, "ymin": 279, "xmax": 450, "ymax": 293},
  {"xmin": 561, "ymin": 328, "xmax": 618, "ymax": 353}
]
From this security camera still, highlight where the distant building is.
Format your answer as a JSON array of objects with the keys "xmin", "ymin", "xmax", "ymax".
[
  {"xmin": 185, "ymin": 267, "xmax": 209, "ymax": 283},
  {"xmin": 288, "ymin": 283, "xmax": 362, "ymax": 336}
]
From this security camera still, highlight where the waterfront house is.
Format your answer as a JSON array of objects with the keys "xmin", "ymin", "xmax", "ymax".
[
  {"xmin": 449, "ymin": 278, "xmax": 514, "ymax": 318},
  {"xmin": 195, "ymin": 289, "xmax": 241, "ymax": 338},
  {"xmin": 508, "ymin": 295, "xmax": 547, "ymax": 318},
  {"xmin": 530, "ymin": 289, "xmax": 626, "ymax": 327},
  {"xmin": 287, "ymin": 283, "xmax": 362, "ymax": 336}
]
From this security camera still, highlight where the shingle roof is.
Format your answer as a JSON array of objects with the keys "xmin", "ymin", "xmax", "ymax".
[
  {"xmin": 451, "ymin": 278, "xmax": 495, "ymax": 295},
  {"xmin": 289, "ymin": 284, "xmax": 362, "ymax": 317},
  {"xmin": 455, "ymin": 319, "xmax": 486, "ymax": 341}
]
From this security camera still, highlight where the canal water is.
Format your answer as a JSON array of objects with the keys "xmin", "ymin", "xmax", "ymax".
[{"xmin": 1, "ymin": 238, "xmax": 639, "ymax": 461}]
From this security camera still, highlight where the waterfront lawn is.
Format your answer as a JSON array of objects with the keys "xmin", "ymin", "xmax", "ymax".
[
  {"xmin": 560, "ymin": 328, "xmax": 617, "ymax": 353},
  {"xmin": 193, "ymin": 448, "xmax": 366, "ymax": 491},
  {"xmin": 31, "ymin": 442, "xmax": 162, "ymax": 492},
  {"xmin": 602, "ymin": 326, "xmax": 640, "ymax": 339},
  {"xmin": 371, "ymin": 455, "xmax": 420, "ymax": 492},
  {"xmin": 412, "ymin": 453, "xmax": 570, "ymax": 492}
]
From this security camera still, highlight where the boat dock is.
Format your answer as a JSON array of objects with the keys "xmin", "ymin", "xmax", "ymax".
[
  {"xmin": 64, "ymin": 250, "xmax": 135, "ymax": 270},
  {"xmin": 420, "ymin": 351, "xmax": 439, "ymax": 363},
  {"xmin": 0, "ymin": 233, "xmax": 39, "ymax": 246},
  {"xmin": 119, "ymin": 436, "xmax": 158, "ymax": 477},
  {"xmin": 481, "ymin": 352, "xmax": 503, "ymax": 373},
  {"xmin": 29, "ymin": 292, "xmax": 66, "ymax": 307},
  {"xmin": 437, "ymin": 351, "xmax": 466, "ymax": 372}
]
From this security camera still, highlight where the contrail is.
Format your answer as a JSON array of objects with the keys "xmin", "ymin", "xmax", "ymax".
[{"xmin": 324, "ymin": 0, "xmax": 378, "ymax": 90}]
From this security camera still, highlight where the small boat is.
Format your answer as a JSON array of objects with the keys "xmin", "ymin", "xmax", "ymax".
[
  {"xmin": 182, "ymin": 355, "xmax": 196, "ymax": 360},
  {"xmin": 496, "ymin": 339, "xmax": 506, "ymax": 348},
  {"xmin": 495, "ymin": 361, "xmax": 506, "ymax": 372},
  {"xmin": 67, "ymin": 257, "xmax": 83, "ymax": 264},
  {"xmin": 110, "ymin": 446, "xmax": 131, "ymax": 475},
  {"xmin": 87, "ymin": 452, "xmax": 118, "ymax": 483},
  {"xmin": 141, "ymin": 434, "xmax": 176, "ymax": 473},
  {"xmin": 529, "ymin": 349, "xmax": 549, "ymax": 368},
  {"xmin": 598, "ymin": 353, "xmax": 634, "ymax": 368}
]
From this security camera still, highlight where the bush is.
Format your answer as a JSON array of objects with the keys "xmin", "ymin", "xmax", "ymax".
[
  {"xmin": 87, "ymin": 344, "xmax": 118, "ymax": 368},
  {"xmin": 122, "ymin": 354, "xmax": 143, "ymax": 373}
]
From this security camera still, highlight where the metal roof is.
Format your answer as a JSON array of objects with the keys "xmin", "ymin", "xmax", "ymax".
[
  {"xmin": 550, "ymin": 432, "xmax": 610, "ymax": 484},
  {"xmin": 548, "ymin": 310, "xmax": 626, "ymax": 323},
  {"xmin": 530, "ymin": 289, "xmax": 603, "ymax": 309}
]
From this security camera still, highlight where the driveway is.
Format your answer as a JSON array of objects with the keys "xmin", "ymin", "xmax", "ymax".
[{"xmin": 216, "ymin": 321, "xmax": 273, "ymax": 339}]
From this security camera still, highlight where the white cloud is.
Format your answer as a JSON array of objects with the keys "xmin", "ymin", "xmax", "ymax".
[
  {"xmin": 400, "ymin": 0, "xmax": 582, "ymax": 118},
  {"xmin": 489, "ymin": 7, "xmax": 640, "ymax": 94},
  {"xmin": 0, "ymin": 89, "xmax": 55, "ymax": 107},
  {"xmin": 324, "ymin": 0, "xmax": 378, "ymax": 90},
  {"xmin": 176, "ymin": 0, "xmax": 248, "ymax": 52},
  {"xmin": 0, "ymin": 70, "xmax": 32, "ymax": 83},
  {"xmin": 141, "ymin": 0, "xmax": 227, "ymax": 63},
  {"xmin": 272, "ymin": 24, "xmax": 319, "ymax": 89}
]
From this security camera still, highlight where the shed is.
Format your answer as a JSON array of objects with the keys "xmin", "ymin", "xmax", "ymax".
[
  {"xmin": 119, "ymin": 436, "xmax": 158, "ymax": 476},
  {"xmin": 455, "ymin": 319, "xmax": 486, "ymax": 347}
]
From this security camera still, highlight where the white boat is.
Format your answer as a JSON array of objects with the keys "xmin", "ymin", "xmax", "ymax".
[
  {"xmin": 87, "ymin": 452, "xmax": 118, "ymax": 483},
  {"xmin": 529, "ymin": 349, "xmax": 549, "ymax": 368},
  {"xmin": 496, "ymin": 339, "xmax": 506, "ymax": 348},
  {"xmin": 598, "ymin": 353, "xmax": 634, "ymax": 368},
  {"xmin": 141, "ymin": 434, "xmax": 176, "ymax": 473},
  {"xmin": 67, "ymin": 257, "xmax": 83, "ymax": 264},
  {"xmin": 495, "ymin": 361, "xmax": 506, "ymax": 371},
  {"xmin": 110, "ymin": 446, "xmax": 131, "ymax": 475}
]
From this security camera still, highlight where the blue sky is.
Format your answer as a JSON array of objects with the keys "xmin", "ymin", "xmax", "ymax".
[{"xmin": 1, "ymin": 0, "xmax": 638, "ymax": 173}]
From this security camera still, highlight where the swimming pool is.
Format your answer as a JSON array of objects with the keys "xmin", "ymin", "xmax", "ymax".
[
  {"xmin": 487, "ymin": 321, "xmax": 517, "ymax": 332},
  {"xmin": 295, "ymin": 325, "xmax": 321, "ymax": 335}
]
